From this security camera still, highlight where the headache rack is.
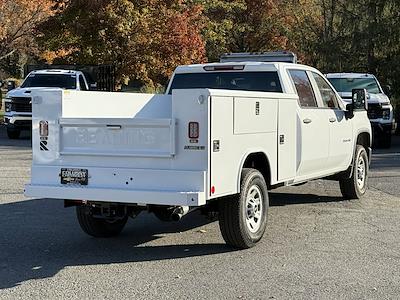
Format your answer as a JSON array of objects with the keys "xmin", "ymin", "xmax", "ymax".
[{"xmin": 220, "ymin": 51, "xmax": 297, "ymax": 64}]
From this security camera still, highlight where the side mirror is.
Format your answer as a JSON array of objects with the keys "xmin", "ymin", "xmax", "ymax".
[
  {"xmin": 352, "ymin": 88, "xmax": 368, "ymax": 110},
  {"xmin": 345, "ymin": 103, "xmax": 354, "ymax": 119},
  {"xmin": 382, "ymin": 85, "xmax": 392, "ymax": 97}
]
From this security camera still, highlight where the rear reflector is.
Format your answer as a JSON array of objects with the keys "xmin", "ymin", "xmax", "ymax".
[
  {"xmin": 188, "ymin": 122, "xmax": 199, "ymax": 139},
  {"xmin": 211, "ymin": 186, "xmax": 215, "ymax": 194}
]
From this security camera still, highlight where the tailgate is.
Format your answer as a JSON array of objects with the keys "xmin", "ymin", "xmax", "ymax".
[{"xmin": 27, "ymin": 89, "xmax": 210, "ymax": 206}]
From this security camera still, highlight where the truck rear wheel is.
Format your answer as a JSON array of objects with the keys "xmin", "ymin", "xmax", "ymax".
[
  {"xmin": 7, "ymin": 128, "xmax": 21, "ymax": 139},
  {"xmin": 339, "ymin": 145, "xmax": 368, "ymax": 199},
  {"xmin": 218, "ymin": 168, "xmax": 269, "ymax": 249},
  {"xmin": 76, "ymin": 206, "xmax": 128, "ymax": 237}
]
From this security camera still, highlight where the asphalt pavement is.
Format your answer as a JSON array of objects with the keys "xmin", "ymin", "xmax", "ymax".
[{"xmin": 0, "ymin": 126, "xmax": 399, "ymax": 299}]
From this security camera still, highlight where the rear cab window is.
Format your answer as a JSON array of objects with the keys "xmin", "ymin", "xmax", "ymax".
[
  {"xmin": 288, "ymin": 70, "xmax": 317, "ymax": 108},
  {"xmin": 168, "ymin": 71, "xmax": 283, "ymax": 94}
]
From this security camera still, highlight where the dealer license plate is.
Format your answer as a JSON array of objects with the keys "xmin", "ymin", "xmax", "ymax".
[{"xmin": 60, "ymin": 168, "xmax": 88, "ymax": 185}]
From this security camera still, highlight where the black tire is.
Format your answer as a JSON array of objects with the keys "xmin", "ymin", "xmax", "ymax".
[
  {"xmin": 339, "ymin": 145, "xmax": 369, "ymax": 199},
  {"xmin": 218, "ymin": 168, "xmax": 269, "ymax": 249},
  {"xmin": 76, "ymin": 206, "xmax": 128, "ymax": 238},
  {"xmin": 381, "ymin": 133, "xmax": 392, "ymax": 149},
  {"xmin": 7, "ymin": 128, "xmax": 20, "ymax": 139}
]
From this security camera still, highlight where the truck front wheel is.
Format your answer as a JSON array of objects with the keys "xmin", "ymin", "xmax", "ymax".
[
  {"xmin": 76, "ymin": 206, "xmax": 128, "ymax": 238},
  {"xmin": 339, "ymin": 145, "xmax": 368, "ymax": 199},
  {"xmin": 218, "ymin": 168, "xmax": 269, "ymax": 249}
]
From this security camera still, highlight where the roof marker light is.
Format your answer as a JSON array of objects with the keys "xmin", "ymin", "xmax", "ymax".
[{"xmin": 203, "ymin": 65, "xmax": 245, "ymax": 71}]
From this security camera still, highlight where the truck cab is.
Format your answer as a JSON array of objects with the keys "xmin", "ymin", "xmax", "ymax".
[
  {"xmin": 326, "ymin": 73, "xmax": 395, "ymax": 147},
  {"xmin": 3, "ymin": 69, "xmax": 89, "ymax": 139}
]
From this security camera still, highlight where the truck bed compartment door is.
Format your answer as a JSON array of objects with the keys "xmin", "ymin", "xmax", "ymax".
[
  {"xmin": 209, "ymin": 96, "xmax": 236, "ymax": 198},
  {"xmin": 278, "ymin": 100, "xmax": 297, "ymax": 180},
  {"xmin": 210, "ymin": 96, "xmax": 278, "ymax": 198}
]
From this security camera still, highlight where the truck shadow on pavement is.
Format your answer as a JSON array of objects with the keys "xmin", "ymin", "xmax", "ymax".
[
  {"xmin": 371, "ymin": 155, "xmax": 400, "ymax": 172},
  {"xmin": 0, "ymin": 192, "xmax": 347, "ymax": 290},
  {"xmin": 0, "ymin": 198, "xmax": 232, "ymax": 290},
  {"xmin": 269, "ymin": 192, "xmax": 344, "ymax": 206}
]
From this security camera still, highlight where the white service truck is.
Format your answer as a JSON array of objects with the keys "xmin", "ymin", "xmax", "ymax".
[
  {"xmin": 4, "ymin": 69, "xmax": 90, "ymax": 139},
  {"xmin": 25, "ymin": 60, "xmax": 372, "ymax": 249},
  {"xmin": 326, "ymin": 73, "xmax": 395, "ymax": 148}
]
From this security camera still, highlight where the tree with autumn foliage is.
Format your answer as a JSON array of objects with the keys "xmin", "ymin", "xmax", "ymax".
[
  {"xmin": 0, "ymin": 0, "xmax": 55, "ymax": 77},
  {"xmin": 38, "ymin": 0, "xmax": 206, "ymax": 89},
  {"xmin": 195, "ymin": 0, "xmax": 307, "ymax": 62}
]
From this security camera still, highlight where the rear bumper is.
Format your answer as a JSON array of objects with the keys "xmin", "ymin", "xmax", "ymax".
[
  {"xmin": 25, "ymin": 166, "xmax": 207, "ymax": 206},
  {"xmin": 25, "ymin": 184, "xmax": 205, "ymax": 206}
]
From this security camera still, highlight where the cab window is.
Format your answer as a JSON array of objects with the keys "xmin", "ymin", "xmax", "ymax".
[
  {"xmin": 312, "ymin": 73, "xmax": 339, "ymax": 108},
  {"xmin": 288, "ymin": 70, "xmax": 317, "ymax": 108},
  {"xmin": 168, "ymin": 72, "xmax": 282, "ymax": 94}
]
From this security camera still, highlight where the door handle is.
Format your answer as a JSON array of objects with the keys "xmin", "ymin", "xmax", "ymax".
[
  {"xmin": 329, "ymin": 118, "xmax": 336, "ymax": 123},
  {"xmin": 106, "ymin": 125, "xmax": 122, "ymax": 130},
  {"xmin": 303, "ymin": 118, "xmax": 312, "ymax": 124}
]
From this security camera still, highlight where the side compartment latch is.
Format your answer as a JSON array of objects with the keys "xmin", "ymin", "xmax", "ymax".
[{"xmin": 213, "ymin": 140, "xmax": 220, "ymax": 152}]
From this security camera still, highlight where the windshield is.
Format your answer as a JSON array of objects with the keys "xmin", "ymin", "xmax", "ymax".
[
  {"xmin": 328, "ymin": 77, "xmax": 381, "ymax": 94},
  {"xmin": 168, "ymin": 72, "xmax": 282, "ymax": 94},
  {"xmin": 21, "ymin": 74, "xmax": 77, "ymax": 89}
]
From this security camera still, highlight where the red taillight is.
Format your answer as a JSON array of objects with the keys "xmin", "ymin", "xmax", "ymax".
[
  {"xmin": 188, "ymin": 122, "xmax": 199, "ymax": 139},
  {"xmin": 39, "ymin": 120, "xmax": 48, "ymax": 137}
]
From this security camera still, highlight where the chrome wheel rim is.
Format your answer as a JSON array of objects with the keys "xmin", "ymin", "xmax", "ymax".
[
  {"xmin": 356, "ymin": 156, "xmax": 366, "ymax": 189},
  {"xmin": 245, "ymin": 185, "xmax": 263, "ymax": 233}
]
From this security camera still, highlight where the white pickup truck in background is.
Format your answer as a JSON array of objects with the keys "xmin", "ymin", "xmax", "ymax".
[
  {"xmin": 25, "ymin": 55, "xmax": 372, "ymax": 249},
  {"xmin": 326, "ymin": 73, "xmax": 395, "ymax": 148},
  {"xmin": 4, "ymin": 69, "xmax": 90, "ymax": 139}
]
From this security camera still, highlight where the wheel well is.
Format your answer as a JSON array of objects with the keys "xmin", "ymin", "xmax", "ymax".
[
  {"xmin": 242, "ymin": 152, "xmax": 271, "ymax": 187},
  {"xmin": 356, "ymin": 132, "xmax": 372, "ymax": 166},
  {"xmin": 357, "ymin": 132, "xmax": 371, "ymax": 150}
]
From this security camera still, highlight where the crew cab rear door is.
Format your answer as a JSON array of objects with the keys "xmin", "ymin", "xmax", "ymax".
[
  {"xmin": 288, "ymin": 69, "xmax": 329, "ymax": 179},
  {"xmin": 310, "ymin": 72, "xmax": 352, "ymax": 171}
]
